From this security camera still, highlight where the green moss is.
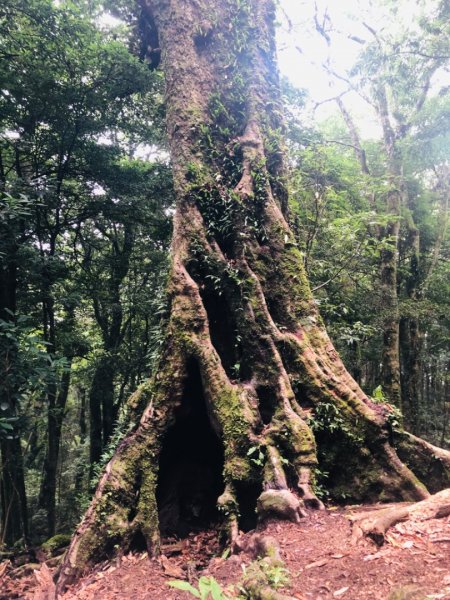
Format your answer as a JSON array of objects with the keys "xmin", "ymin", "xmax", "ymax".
[
  {"xmin": 225, "ymin": 455, "xmax": 252, "ymax": 481},
  {"xmin": 137, "ymin": 459, "xmax": 160, "ymax": 554},
  {"xmin": 252, "ymin": 240, "xmax": 315, "ymax": 330},
  {"xmin": 270, "ymin": 412, "xmax": 316, "ymax": 465},
  {"xmin": 42, "ymin": 533, "xmax": 72, "ymax": 556}
]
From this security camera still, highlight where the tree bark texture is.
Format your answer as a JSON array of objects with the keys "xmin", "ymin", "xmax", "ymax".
[{"xmin": 57, "ymin": 0, "xmax": 450, "ymax": 590}]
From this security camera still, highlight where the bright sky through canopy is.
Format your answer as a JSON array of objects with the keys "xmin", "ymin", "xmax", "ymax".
[{"xmin": 277, "ymin": 0, "xmax": 447, "ymax": 138}]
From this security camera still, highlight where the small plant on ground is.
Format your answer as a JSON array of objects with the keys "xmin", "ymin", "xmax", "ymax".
[
  {"xmin": 239, "ymin": 558, "xmax": 291, "ymax": 598},
  {"xmin": 168, "ymin": 575, "xmax": 228, "ymax": 599}
]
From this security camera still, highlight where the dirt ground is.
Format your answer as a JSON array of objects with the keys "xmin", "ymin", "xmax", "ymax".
[{"xmin": 1, "ymin": 505, "xmax": 449, "ymax": 600}]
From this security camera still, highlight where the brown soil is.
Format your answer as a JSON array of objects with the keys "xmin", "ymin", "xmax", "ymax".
[{"xmin": 2, "ymin": 505, "xmax": 449, "ymax": 600}]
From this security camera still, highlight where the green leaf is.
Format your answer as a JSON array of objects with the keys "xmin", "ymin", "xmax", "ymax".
[
  {"xmin": 0, "ymin": 422, "xmax": 14, "ymax": 431},
  {"xmin": 221, "ymin": 548, "xmax": 230, "ymax": 560},
  {"xmin": 167, "ymin": 580, "xmax": 201, "ymax": 598},
  {"xmin": 208, "ymin": 577, "xmax": 225, "ymax": 600},
  {"xmin": 198, "ymin": 577, "xmax": 212, "ymax": 599}
]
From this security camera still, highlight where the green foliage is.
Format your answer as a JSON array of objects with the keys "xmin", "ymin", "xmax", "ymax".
[
  {"xmin": 240, "ymin": 558, "xmax": 291, "ymax": 597},
  {"xmin": 309, "ymin": 402, "xmax": 363, "ymax": 445},
  {"xmin": 312, "ymin": 467, "xmax": 330, "ymax": 501},
  {"xmin": 247, "ymin": 445, "xmax": 266, "ymax": 468},
  {"xmin": 0, "ymin": 315, "xmax": 67, "ymax": 434},
  {"xmin": 168, "ymin": 576, "xmax": 227, "ymax": 600},
  {"xmin": 371, "ymin": 386, "xmax": 403, "ymax": 429},
  {"xmin": 0, "ymin": 0, "xmax": 172, "ymax": 541},
  {"xmin": 257, "ymin": 560, "xmax": 290, "ymax": 590}
]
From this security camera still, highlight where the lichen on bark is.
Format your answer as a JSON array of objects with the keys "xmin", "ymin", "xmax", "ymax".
[{"xmin": 56, "ymin": 0, "xmax": 450, "ymax": 592}]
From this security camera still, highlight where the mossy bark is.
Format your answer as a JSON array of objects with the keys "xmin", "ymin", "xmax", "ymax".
[{"xmin": 56, "ymin": 0, "xmax": 450, "ymax": 591}]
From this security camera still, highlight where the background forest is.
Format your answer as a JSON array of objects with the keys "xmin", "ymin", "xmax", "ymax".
[{"xmin": 0, "ymin": 0, "xmax": 449, "ymax": 548}]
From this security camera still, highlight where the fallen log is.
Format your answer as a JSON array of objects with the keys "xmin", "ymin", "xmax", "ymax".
[{"xmin": 350, "ymin": 488, "xmax": 450, "ymax": 545}]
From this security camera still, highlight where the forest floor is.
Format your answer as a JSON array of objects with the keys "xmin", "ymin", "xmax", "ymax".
[{"xmin": 1, "ymin": 504, "xmax": 450, "ymax": 600}]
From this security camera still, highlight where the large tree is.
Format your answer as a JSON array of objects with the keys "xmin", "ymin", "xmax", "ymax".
[{"xmin": 57, "ymin": 0, "xmax": 450, "ymax": 589}]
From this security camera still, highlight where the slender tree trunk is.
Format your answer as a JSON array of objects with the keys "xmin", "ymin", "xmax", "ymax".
[
  {"xmin": 39, "ymin": 362, "xmax": 72, "ymax": 537},
  {"xmin": 0, "ymin": 437, "xmax": 28, "ymax": 546},
  {"xmin": 74, "ymin": 387, "xmax": 88, "ymax": 497},
  {"xmin": 0, "ymin": 251, "xmax": 28, "ymax": 546},
  {"xmin": 374, "ymin": 86, "xmax": 403, "ymax": 409},
  {"xmin": 379, "ymin": 190, "xmax": 401, "ymax": 408},
  {"xmin": 37, "ymin": 275, "xmax": 75, "ymax": 537},
  {"xmin": 398, "ymin": 176, "xmax": 422, "ymax": 432},
  {"xmin": 88, "ymin": 368, "xmax": 104, "ymax": 468},
  {"xmin": 57, "ymin": 0, "xmax": 450, "ymax": 590},
  {"xmin": 89, "ymin": 356, "xmax": 116, "ymax": 468},
  {"xmin": 88, "ymin": 226, "xmax": 134, "ymax": 466}
]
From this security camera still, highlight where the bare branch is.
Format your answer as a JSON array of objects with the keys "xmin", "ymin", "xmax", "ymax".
[{"xmin": 335, "ymin": 97, "xmax": 371, "ymax": 175}]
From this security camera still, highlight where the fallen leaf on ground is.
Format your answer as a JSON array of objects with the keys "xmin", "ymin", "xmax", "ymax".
[
  {"xmin": 160, "ymin": 555, "xmax": 185, "ymax": 579},
  {"xmin": 363, "ymin": 553, "xmax": 383, "ymax": 561},
  {"xmin": 0, "ymin": 561, "xmax": 10, "ymax": 579},
  {"xmin": 333, "ymin": 587, "xmax": 349, "ymax": 597},
  {"xmin": 305, "ymin": 559, "xmax": 328, "ymax": 569}
]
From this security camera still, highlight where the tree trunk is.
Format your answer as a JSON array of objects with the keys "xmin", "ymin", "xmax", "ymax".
[
  {"xmin": 0, "ymin": 247, "xmax": 28, "ymax": 546},
  {"xmin": 88, "ymin": 224, "xmax": 134, "ymax": 466},
  {"xmin": 399, "ymin": 180, "xmax": 422, "ymax": 433},
  {"xmin": 379, "ymin": 195, "xmax": 402, "ymax": 409},
  {"xmin": 400, "ymin": 316, "xmax": 421, "ymax": 434},
  {"xmin": 0, "ymin": 437, "xmax": 28, "ymax": 546},
  {"xmin": 57, "ymin": 0, "xmax": 450, "ymax": 590},
  {"xmin": 375, "ymin": 86, "xmax": 403, "ymax": 409},
  {"xmin": 89, "ymin": 356, "xmax": 117, "ymax": 468},
  {"xmin": 39, "ymin": 362, "xmax": 73, "ymax": 537},
  {"xmin": 37, "ymin": 272, "xmax": 74, "ymax": 538}
]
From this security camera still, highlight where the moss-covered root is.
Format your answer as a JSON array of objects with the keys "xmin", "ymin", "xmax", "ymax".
[
  {"xmin": 394, "ymin": 431, "xmax": 450, "ymax": 493},
  {"xmin": 296, "ymin": 466, "xmax": 325, "ymax": 510},
  {"xmin": 217, "ymin": 484, "xmax": 240, "ymax": 546},
  {"xmin": 56, "ymin": 381, "xmax": 165, "ymax": 595},
  {"xmin": 263, "ymin": 445, "xmax": 289, "ymax": 491},
  {"xmin": 257, "ymin": 489, "xmax": 306, "ymax": 522},
  {"xmin": 41, "ymin": 533, "xmax": 72, "ymax": 557},
  {"xmin": 56, "ymin": 441, "xmax": 142, "ymax": 594},
  {"xmin": 241, "ymin": 538, "xmax": 296, "ymax": 600}
]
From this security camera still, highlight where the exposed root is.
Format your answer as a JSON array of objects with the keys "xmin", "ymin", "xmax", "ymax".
[
  {"xmin": 350, "ymin": 488, "xmax": 450, "ymax": 545},
  {"xmin": 257, "ymin": 489, "xmax": 306, "ymax": 522},
  {"xmin": 263, "ymin": 445, "xmax": 289, "ymax": 491},
  {"xmin": 297, "ymin": 466, "xmax": 325, "ymax": 510},
  {"xmin": 55, "ymin": 0, "xmax": 450, "ymax": 593},
  {"xmin": 395, "ymin": 431, "xmax": 450, "ymax": 492}
]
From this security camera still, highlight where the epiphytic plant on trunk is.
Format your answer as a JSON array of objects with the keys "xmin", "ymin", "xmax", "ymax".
[{"xmin": 57, "ymin": 0, "xmax": 450, "ymax": 591}]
